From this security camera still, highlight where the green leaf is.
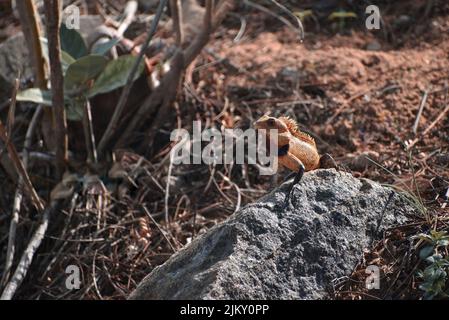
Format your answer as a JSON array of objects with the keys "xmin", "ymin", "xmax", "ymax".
[
  {"xmin": 66, "ymin": 99, "xmax": 85, "ymax": 122},
  {"xmin": 88, "ymin": 55, "xmax": 145, "ymax": 98},
  {"xmin": 64, "ymin": 55, "xmax": 108, "ymax": 93},
  {"xmin": 60, "ymin": 23, "xmax": 87, "ymax": 59},
  {"xmin": 416, "ymin": 233, "xmax": 433, "ymax": 243},
  {"xmin": 419, "ymin": 245, "xmax": 434, "ymax": 260},
  {"xmin": 438, "ymin": 239, "xmax": 449, "ymax": 247},
  {"xmin": 416, "ymin": 270, "xmax": 424, "ymax": 278},
  {"xmin": 40, "ymin": 37, "xmax": 76, "ymax": 74},
  {"xmin": 61, "ymin": 51, "xmax": 77, "ymax": 74},
  {"xmin": 91, "ymin": 38, "xmax": 120, "ymax": 56},
  {"xmin": 16, "ymin": 88, "xmax": 53, "ymax": 106}
]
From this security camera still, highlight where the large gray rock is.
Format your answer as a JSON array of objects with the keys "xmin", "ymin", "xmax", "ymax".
[{"xmin": 129, "ymin": 169, "xmax": 414, "ymax": 300}]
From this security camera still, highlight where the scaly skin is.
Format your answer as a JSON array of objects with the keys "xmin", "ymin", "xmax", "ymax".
[{"xmin": 254, "ymin": 115, "xmax": 320, "ymax": 174}]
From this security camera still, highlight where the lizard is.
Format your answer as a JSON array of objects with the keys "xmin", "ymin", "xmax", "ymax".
[{"xmin": 254, "ymin": 114, "xmax": 324, "ymax": 207}]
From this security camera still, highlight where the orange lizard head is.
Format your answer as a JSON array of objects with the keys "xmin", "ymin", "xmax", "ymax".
[{"xmin": 254, "ymin": 115, "xmax": 289, "ymax": 133}]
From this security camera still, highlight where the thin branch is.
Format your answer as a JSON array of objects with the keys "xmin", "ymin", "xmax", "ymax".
[
  {"xmin": 165, "ymin": 152, "xmax": 174, "ymax": 226},
  {"xmin": 267, "ymin": 0, "xmax": 304, "ymax": 40},
  {"xmin": 15, "ymin": 0, "xmax": 47, "ymax": 88},
  {"xmin": 412, "ymin": 87, "xmax": 430, "ymax": 135},
  {"xmin": 407, "ymin": 103, "xmax": 449, "ymax": 151},
  {"xmin": 0, "ymin": 105, "xmax": 43, "ymax": 288},
  {"xmin": 117, "ymin": 1, "xmax": 138, "ymax": 37},
  {"xmin": 1, "ymin": 204, "xmax": 55, "ymax": 300},
  {"xmin": 170, "ymin": 0, "xmax": 184, "ymax": 46},
  {"xmin": 142, "ymin": 205, "xmax": 176, "ymax": 253},
  {"xmin": 1, "ymin": 81, "xmax": 20, "ymax": 287},
  {"xmin": 183, "ymin": 0, "xmax": 213, "ymax": 66},
  {"xmin": 114, "ymin": 51, "xmax": 185, "ymax": 149},
  {"xmin": 0, "ymin": 121, "xmax": 45, "ymax": 212},
  {"xmin": 44, "ymin": 0, "xmax": 68, "ymax": 179},
  {"xmin": 83, "ymin": 100, "xmax": 98, "ymax": 164},
  {"xmin": 6, "ymin": 79, "xmax": 19, "ymax": 139},
  {"xmin": 244, "ymin": 0, "xmax": 303, "ymax": 41},
  {"xmin": 97, "ymin": 0, "xmax": 168, "ymax": 157},
  {"xmin": 115, "ymin": 0, "xmax": 235, "ymax": 148}
]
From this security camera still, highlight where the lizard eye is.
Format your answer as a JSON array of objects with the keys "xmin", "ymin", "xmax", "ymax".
[{"xmin": 267, "ymin": 118, "xmax": 275, "ymax": 126}]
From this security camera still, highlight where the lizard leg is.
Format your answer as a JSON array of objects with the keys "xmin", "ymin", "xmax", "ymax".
[
  {"xmin": 284, "ymin": 165, "xmax": 305, "ymax": 208},
  {"xmin": 280, "ymin": 154, "xmax": 306, "ymax": 208}
]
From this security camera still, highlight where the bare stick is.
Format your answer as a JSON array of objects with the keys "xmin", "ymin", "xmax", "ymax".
[
  {"xmin": 184, "ymin": 0, "xmax": 235, "ymax": 66},
  {"xmin": 407, "ymin": 103, "xmax": 449, "ymax": 151},
  {"xmin": 82, "ymin": 100, "xmax": 98, "ymax": 164},
  {"xmin": 15, "ymin": 0, "xmax": 47, "ymax": 88},
  {"xmin": 6, "ymin": 79, "xmax": 19, "ymax": 139},
  {"xmin": 268, "ymin": 0, "xmax": 304, "ymax": 40},
  {"xmin": 1, "ymin": 82, "xmax": 20, "ymax": 287},
  {"xmin": 142, "ymin": 205, "xmax": 176, "ymax": 253},
  {"xmin": 165, "ymin": 152, "xmax": 174, "ymax": 226},
  {"xmin": 0, "ymin": 204, "xmax": 54, "ymax": 300},
  {"xmin": 115, "ymin": 0, "xmax": 234, "ymax": 148},
  {"xmin": 97, "ymin": 0, "xmax": 168, "ymax": 156},
  {"xmin": 114, "ymin": 51, "xmax": 184, "ymax": 149},
  {"xmin": 170, "ymin": 0, "xmax": 184, "ymax": 46},
  {"xmin": 0, "ymin": 121, "xmax": 45, "ymax": 211},
  {"xmin": 183, "ymin": 0, "xmax": 214, "ymax": 66},
  {"xmin": 117, "ymin": 1, "xmax": 138, "ymax": 37},
  {"xmin": 44, "ymin": 0, "xmax": 68, "ymax": 179},
  {"xmin": 1, "ymin": 105, "xmax": 43, "ymax": 288},
  {"xmin": 412, "ymin": 88, "xmax": 430, "ymax": 135},
  {"xmin": 244, "ymin": 0, "xmax": 303, "ymax": 41}
]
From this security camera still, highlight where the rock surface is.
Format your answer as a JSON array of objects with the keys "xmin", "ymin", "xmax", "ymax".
[{"xmin": 129, "ymin": 169, "xmax": 414, "ymax": 300}]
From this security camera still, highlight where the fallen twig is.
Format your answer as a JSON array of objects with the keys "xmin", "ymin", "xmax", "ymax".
[
  {"xmin": 1, "ymin": 104, "xmax": 43, "ymax": 288},
  {"xmin": 244, "ymin": 0, "xmax": 304, "ymax": 41},
  {"xmin": 142, "ymin": 205, "xmax": 176, "ymax": 253},
  {"xmin": 412, "ymin": 87, "xmax": 431, "ymax": 135},
  {"xmin": 1, "ymin": 203, "xmax": 55, "ymax": 300},
  {"xmin": 0, "ymin": 121, "xmax": 45, "ymax": 212},
  {"xmin": 407, "ymin": 102, "xmax": 449, "ymax": 151},
  {"xmin": 83, "ymin": 101, "xmax": 98, "ymax": 164},
  {"xmin": 268, "ymin": 0, "xmax": 304, "ymax": 40}
]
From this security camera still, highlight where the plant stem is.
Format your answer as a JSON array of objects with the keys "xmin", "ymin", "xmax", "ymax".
[{"xmin": 43, "ymin": 0, "xmax": 68, "ymax": 179}]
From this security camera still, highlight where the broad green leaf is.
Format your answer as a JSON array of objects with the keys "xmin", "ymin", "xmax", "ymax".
[
  {"xmin": 40, "ymin": 37, "xmax": 75, "ymax": 74},
  {"xmin": 88, "ymin": 55, "xmax": 145, "ymax": 98},
  {"xmin": 66, "ymin": 99, "xmax": 85, "ymax": 122},
  {"xmin": 91, "ymin": 38, "xmax": 120, "ymax": 56},
  {"xmin": 64, "ymin": 55, "xmax": 108, "ymax": 93},
  {"xmin": 419, "ymin": 245, "xmax": 435, "ymax": 260},
  {"xmin": 61, "ymin": 51, "xmax": 76, "ymax": 74},
  {"xmin": 438, "ymin": 239, "xmax": 449, "ymax": 247},
  {"xmin": 16, "ymin": 88, "xmax": 53, "ymax": 106},
  {"xmin": 60, "ymin": 23, "xmax": 87, "ymax": 59}
]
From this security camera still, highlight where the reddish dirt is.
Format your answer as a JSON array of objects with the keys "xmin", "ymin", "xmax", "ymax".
[
  {"xmin": 195, "ymin": 7, "xmax": 449, "ymax": 299},
  {"xmin": 207, "ymin": 11, "xmax": 449, "ymax": 199}
]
